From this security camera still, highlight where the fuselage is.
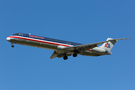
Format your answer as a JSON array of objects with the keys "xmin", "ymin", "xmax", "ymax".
[{"xmin": 6, "ymin": 33, "xmax": 110, "ymax": 57}]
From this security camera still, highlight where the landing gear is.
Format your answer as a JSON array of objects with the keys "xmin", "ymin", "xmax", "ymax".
[
  {"xmin": 73, "ymin": 53, "xmax": 77, "ymax": 57},
  {"xmin": 11, "ymin": 44, "xmax": 14, "ymax": 48},
  {"xmin": 63, "ymin": 56, "xmax": 68, "ymax": 60},
  {"xmin": 11, "ymin": 43, "xmax": 14, "ymax": 48},
  {"xmin": 63, "ymin": 53, "xmax": 77, "ymax": 60}
]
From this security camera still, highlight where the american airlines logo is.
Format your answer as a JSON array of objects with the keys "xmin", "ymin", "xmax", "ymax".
[{"xmin": 105, "ymin": 42, "xmax": 110, "ymax": 48}]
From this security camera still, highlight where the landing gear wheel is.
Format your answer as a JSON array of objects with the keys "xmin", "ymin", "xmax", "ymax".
[
  {"xmin": 73, "ymin": 53, "xmax": 77, "ymax": 57},
  {"xmin": 11, "ymin": 45, "xmax": 14, "ymax": 48},
  {"xmin": 63, "ymin": 56, "xmax": 68, "ymax": 60}
]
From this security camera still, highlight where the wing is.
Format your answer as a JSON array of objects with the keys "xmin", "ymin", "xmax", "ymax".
[
  {"xmin": 62, "ymin": 40, "xmax": 110, "ymax": 52},
  {"xmin": 50, "ymin": 51, "xmax": 58, "ymax": 59},
  {"xmin": 50, "ymin": 50, "xmax": 72, "ymax": 59},
  {"xmin": 50, "ymin": 38, "xmax": 130, "ymax": 59},
  {"xmin": 50, "ymin": 40, "xmax": 109, "ymax": 59}
]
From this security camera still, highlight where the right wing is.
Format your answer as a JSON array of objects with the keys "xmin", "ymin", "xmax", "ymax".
[
  {"xmin": 50, "ymin": 38, "xmax": 130, "ymax": 59},
  {"xmin": 62, "ymin": 40, "xmax": 110, "ymax": 52},
  {"xmin": 50, "ymin": 51, "xmax": 58, "ymax": 59},
  {"xmin": 50, "ymin": 40, "xmax": 109, "ymax": 59},
  {"xmin": 64, "ymin": 38, "xmax": 130, "ymax": 52}
]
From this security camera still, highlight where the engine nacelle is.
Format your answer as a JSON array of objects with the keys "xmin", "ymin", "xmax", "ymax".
[{"xmin": 57, "ymin": 45, "xmax": 66, "ymax": 49}]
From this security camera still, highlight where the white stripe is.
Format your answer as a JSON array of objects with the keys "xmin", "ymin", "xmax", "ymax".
[{"xmin": 13, "ymin": 36, "xmax": 73, "ymax": 46}]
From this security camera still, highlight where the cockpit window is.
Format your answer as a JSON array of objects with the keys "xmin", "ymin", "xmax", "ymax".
[
  {"xmin": 13, "ymin": 33, "xmax": 29, "ymax": 37},
  {"xmin": 18, "ymin": 33, "xmax": 23, "ymax": 36},
  {"xmin": 13, "ymin": 33, "xmax": 19, "ymax": 36},
  {"xmin": 23, "ymin": 34, "xmax": 29, "ymax": 37}
]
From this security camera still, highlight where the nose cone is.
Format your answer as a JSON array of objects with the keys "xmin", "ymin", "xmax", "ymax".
[{"xmin": 6, "ymin": 37, "xmax": 10, "ymax": 41}]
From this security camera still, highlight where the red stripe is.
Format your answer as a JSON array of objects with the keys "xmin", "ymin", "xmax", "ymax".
[{"xmin": 8, "ymin": 36, "xmax": 71, "ymax": 47}]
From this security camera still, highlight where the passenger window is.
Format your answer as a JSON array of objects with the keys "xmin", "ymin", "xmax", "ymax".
[
  {"xmin": 13, "ymin": 33, "xmax": 19, "ymax": 36},
  {"xmin": 19, "ymin": 33, "xmax": 23, "ymax": 36}
]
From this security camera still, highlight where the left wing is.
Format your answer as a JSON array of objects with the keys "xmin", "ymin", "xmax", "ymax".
[
  {"xmin": 50, "ymin": 51, "xmax": 58, "ymax": 59},
  {"xmin": 50, "ymin": 50, "xmax": 72, "ymax": 59}
]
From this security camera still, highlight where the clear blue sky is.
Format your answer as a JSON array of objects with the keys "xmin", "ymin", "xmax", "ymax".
[{"xmin": 0, "ymin": 0, "xmax": 135, "ymax": 90}]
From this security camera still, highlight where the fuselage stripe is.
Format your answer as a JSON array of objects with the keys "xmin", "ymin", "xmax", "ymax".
[{"xmin": 8, "ymin": 36, "xmax": 72, "ymax": 47}]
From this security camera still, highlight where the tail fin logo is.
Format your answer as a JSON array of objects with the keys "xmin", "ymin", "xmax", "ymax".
[{"xmin": 105, "ymin": 42, "xmax": 110, "ymax": 48}]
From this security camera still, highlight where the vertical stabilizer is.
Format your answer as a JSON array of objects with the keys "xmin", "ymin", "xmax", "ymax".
[{"xmin": 100, "ymin": 38, "xmax": 117, "ymax": 51}]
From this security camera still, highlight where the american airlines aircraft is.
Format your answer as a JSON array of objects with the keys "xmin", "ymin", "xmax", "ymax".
[{"xmin": 6, "ymin": 33, "xmax": 130, "ymax": 60}]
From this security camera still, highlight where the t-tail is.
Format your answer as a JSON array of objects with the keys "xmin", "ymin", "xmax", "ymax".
[
  {"xmin": 100, "ymin": 38, "xmax": 130, "ymax": 51},
  {"xmin": 100, "ymin": 38, "xmax": 116, "ymax": 51}
]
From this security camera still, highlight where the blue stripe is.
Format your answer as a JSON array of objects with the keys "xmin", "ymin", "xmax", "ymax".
[{"xmin": 13, "ymin": 33, "xmax": 82, "ymax": 46}]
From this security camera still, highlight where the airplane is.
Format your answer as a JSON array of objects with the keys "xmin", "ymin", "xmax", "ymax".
[{"xmin": 6, "ymin": 33, "xmax": 130, "ymax": 60}]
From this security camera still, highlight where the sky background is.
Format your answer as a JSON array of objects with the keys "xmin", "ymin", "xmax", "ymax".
[{"xmin": 0, "ymin": 0, "xmax": 135, "ymax": 90}]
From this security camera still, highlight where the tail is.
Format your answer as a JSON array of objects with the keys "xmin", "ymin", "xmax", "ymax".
[
  {"xmin": 100, "ymin": 38, "xmax": 117, "ymax": 51},
  {"xmin": 100, "ymin": 38, "xmax": 130, "ymax": 51}
]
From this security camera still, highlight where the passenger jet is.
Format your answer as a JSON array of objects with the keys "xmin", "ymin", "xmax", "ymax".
[{"xmin": 6, "ymin": 33, "xmax": 130, "ymax": 60}]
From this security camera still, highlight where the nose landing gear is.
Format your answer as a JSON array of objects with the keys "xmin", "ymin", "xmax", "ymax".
[
  {"xmin": 11, "ymin": 43, "xmax": 14, "ymax": 48},
  {"xmin": 11, "ymin": 45, "xmax": 14, "ymax": 48}
]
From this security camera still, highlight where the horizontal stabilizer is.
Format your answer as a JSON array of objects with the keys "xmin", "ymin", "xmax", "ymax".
[
  {"xmin": 100, "ymin": 38, "xmax": 131, "ymax": 51},
  {"xmin": 108, "ymin": 38, "xmax": 131, "ymax": 41}
]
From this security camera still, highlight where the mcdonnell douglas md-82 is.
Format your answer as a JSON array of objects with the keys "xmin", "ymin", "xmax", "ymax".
[{"xmin": 6, "ymin": 33, "xmax": 130, "ymax": 60}]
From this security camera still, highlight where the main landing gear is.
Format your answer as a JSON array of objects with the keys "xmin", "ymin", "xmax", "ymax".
[
  {"xmin": 73, "ymin": 53, "xmax": 77, "ymax": 57},
  {"xmin": 63, "ymin": 56, "xmax": 68, "ymax": 60},
  {"xmin": 63, "ymin": 53, "xmax": 78, "ymax": 60}
]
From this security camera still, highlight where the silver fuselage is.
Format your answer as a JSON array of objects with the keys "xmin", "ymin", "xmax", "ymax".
[{"xmin": 6, "ymin": 33, "xmax": 111, "ymax": 57}]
